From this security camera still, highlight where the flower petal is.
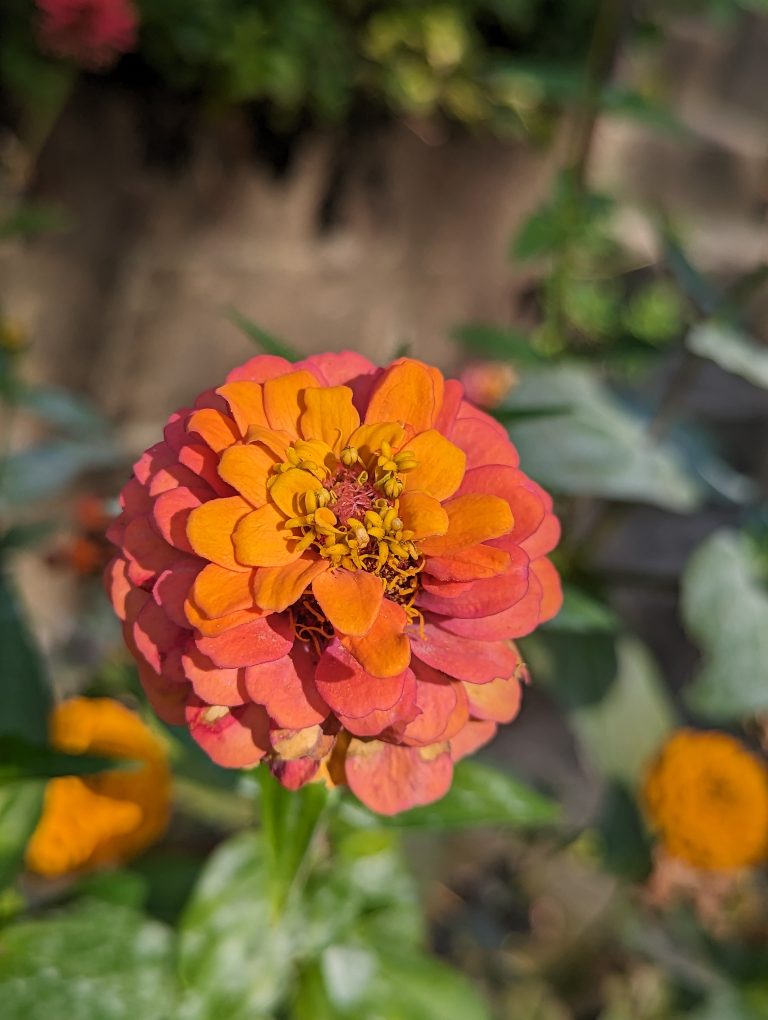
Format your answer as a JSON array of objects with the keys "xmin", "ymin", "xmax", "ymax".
[
  {"xmin": 450, "ymin": 417, "xmax": 519, "ymax": 470},
  {"xmin": 177, "ymin": 645, "xmax": 246, "ymax": 707},
  {"xmin": 187, "ymin": 496, "xmax": 252, "ymax": 571},
  {"xmin": 263, "ymin": 370, "xmax": 318, "ymax": 435},
  {"xmin": 312, "ymin": 569, "xmax": 384, "ymax": 636},
  {"xmin": 245, "ymin": 645, "xmax": 329, "ymax": 729},
  {"xmin": 186, "ymin": 700, "xmax": 270, "ymax": 767},
  {"xmin": 418, "ymin": 547, "xmax": 530, "ymax": 619},
  {"xmin": 348, "ymin": 422, "xmax": 406, "ymax": 461},
  {"xmin": 252, "ymin": 557, "xmax": 329, "ymax": 613},
  {"xmin": 218, "ymin": 444, "xmax": 279, "ymax": 507},
  {"xmin": 233, "ymin": 504, "xmax": 301, "ymax": 567},
  {"xmin": 192, "ymin": 563, "xmax": 255, "ymax": 619},
  {"xmin": 449, "ymin": 720, "xmax": 497, "ymax": 761},
  {"xmin": 399, "ymin": 664, "xmax": 469, "ymax": 746},
  {"xmin": 153, "ymin": 562, "xmax": 201, "ymax": 628},
  {"xmin": 196, "ymin": 613, "xmax": 293, "ymax": 668},
  {"xmin": 344, "ymin": 739, "xmax": 453, "ymax": 815},
  {"xmin": 424, "ymin": 544, "xmax": 509, "ymax": 582},
  {"xmin": 269, "ymin": 469, "xmax": 320, "ymax": 517},
  {"xmin": 462, "ymin": 672, "xmax": 524, "ymax": 723},
  {"xmin": 215, "ymin": 382, "xmax": 268, "ymax": 436},
  {"xmin": 401, "ymin": 430, "xmax": 466, "ymax": 501},
  {"xmin": 186, "ymin": 408, "xmax": 240, "ymax": 453},
  {"xmin": 299, "ymin": 385, "xmax": 360, "ymax": 452},
  {"xmin": 315, "ymin": 640, "xmax": 409, "ymax": 718},
  {"xmin": 420, "ymin": 494, "xmax": 513, "ymax": 557},
  {"xmin": 364, "ymin": 359, "xmax": 444, "ymax": 434},
  {"xmin": 153, "ymin": 486, "xmax": 207, "ymax": 552},
  {"xmin": 337, "ymin": 670, "xmax": 419, "ymax": 738},
  {"xmin": 340, "ymin": 598, "xmax": 410, "ymax": 678},
  {"xmin": 398, "ymin": 491, "xmax": 449, "ymax": 541},
  {"xmin": 439, "ymin": 569, "xmax": 542, "ymax": 640},
  {"xmin": 123, "ymin": 516, "xmax": 177, "ymax": 584},
  {"xmin": 410, "ymin": 622, "xmax": 522, "ymax": 684}
]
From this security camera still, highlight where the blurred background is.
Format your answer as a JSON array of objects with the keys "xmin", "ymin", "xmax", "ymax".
[{"xmin": 2, "ymin": 1, "xmax": 768, "ymax": 1018}]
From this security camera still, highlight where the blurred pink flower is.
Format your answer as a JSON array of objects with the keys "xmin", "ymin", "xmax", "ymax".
[
  {"xmin": 36, "ymin": 0, "xmax": 138, "ymax": 69},
  {"xmin": 460, "ymin": 361, "xmax": 518, "ymax": 410}
]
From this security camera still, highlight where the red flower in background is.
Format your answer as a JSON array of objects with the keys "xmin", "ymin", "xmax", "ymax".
[
  {"xmin": 106, "ymin": 353, "xmax": 561, "ymax": 814},
  {"xmin": 36, "ymin": 0, "xmax": 137, "ymax": 69}
]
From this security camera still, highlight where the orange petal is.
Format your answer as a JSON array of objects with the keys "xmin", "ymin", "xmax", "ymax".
[
  {"xmin": 186, "ymin": 408, "xmax": 240, "ymax": 453},
  {"xmin": 233, "ymin": 504, "xmax": 301, "ymax": 567},
  {"xmin": 344, "ymin": 739, "xmax": 453, "ymax": 815},
  {"xmin": 462, "ymin": 675, "xmax": 523, "ymax": 723},
  {"xmin": 348, "ymin": 422, "xmax": 406, "ymax": 461},
  {"xmin": 192, "ymin": 563, "xmax": 255, "ymax": 619},
  {"xmin": 299, "ymin": 386, "xmax": 360, "ymax": 452},
  {"xmin": 184, "ymin": 599, "xmax": 264, "ymax": 636},
  {"xmin": 218, "ymin": 444, "xmax": 278, "ymax": 507},
  {"xmin": 252, "ymin": 557, "xmax": 329, "ymax": 612},
  {"xmin": 401, "ymin": 430, "xmax": 466, "ymax": 501},
  {"xmin": 263, "ymin": 370, "xmax": 318, "ymax": 435},
  {"xmin": 215, "ymin": 382, "xmax": 268, "ymax": 436},
  {"xmin": 187, "ymin": 496, "xmax": 252, "ymax": 571},
  {"xmin": 424, "ymin": 544, "xmax": 510, "ymax": 582},
  {"xmin": 364, "ymin": 359, "xmax": 444, "ymax": 434},
  {"xmin": 244, "ymin": 424, "xmax": 293, "ymax": 460},
  {"xmin": 341, "ymin": 598, "xmax": 410, "ymax": 677},
  {"xmin": 420, "ymin": 494, "xmax": 513, "ymax": 557},
  {"xmin": 398, "ymin": 491, "xmax": 449, "ymax": 541},
  {"xmin": 269, "ymin": 468, "xmax": 321, "ymax": 517},
  {"xmin": 312, "ymin": 569, "xmax": 384, "ymax": 636}
]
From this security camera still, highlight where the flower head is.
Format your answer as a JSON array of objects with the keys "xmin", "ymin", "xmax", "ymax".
[
  {"xmin": 643, "ymin": 729, "xmax": 768, "ymax": 871},
  {"xmin": 106, "ymin": 354, "xmax": 561, "ymax": 814},
  {"xmin": 36, "ymin": 0, "xmax": 138, "ymax": 69},
  {"xmin": 26, "ymin": 697, "xmax": 171, "ymax": 877}
]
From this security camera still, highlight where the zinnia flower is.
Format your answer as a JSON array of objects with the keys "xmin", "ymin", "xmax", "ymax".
[
  {"xmin": 26, "ymin": 697, "xmax": 171, "ymax": 877},
  {"xmin": 106, "ymin": 354, "xmax": 561, "ymax": 814},
  {"xmin": 36, "ymin": 0, "xmax": 138, "ymax": 69},
  {"xmin": 643, "ymin": 729, "xmax": 768, "ymax": 871}
]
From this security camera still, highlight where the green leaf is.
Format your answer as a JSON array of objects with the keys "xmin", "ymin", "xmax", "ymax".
[
  {"xmin": 543, "ymin": 585, "xmax": 618, "ymax": 634},
  {"xmin": 0, "ymin": 781, "xmax": 44, "ymax": 890},
  {"xmin": 451, "ymin": 323, "xmax": 546, "ymax": 364},
  {"xmin": 179, "ymin": 832, "xmax": 293, "ymax": 1018},
  {"xmin": 0, "ymin": 735, "xmax": 126, "ymax": 784},
  {"xmin": 681, "ymin": 530, "xmax": 768, "ymax": 720},
  {"xmin": 512, "ymin": 179, "xmax": 613, "ymax": 262},
  {"xmin": 0, "ymin": 900, "xmax": 178, "ymax": 1020},
  {"xmin": 17, "ymin": 385, "xmax": 107, "ymax": 434},
  {"xmin": 227, "ymin": 308, "xmax": 299, "ymax": 360},
  {"xmin": 0, "ymin": 570, "xmax": 51, "ymax": 742},
  {"xmin": 687, "ymin": 322, "xmax": 768, "ymax": 391},
  {"xmin": 571, "ymin": 638, "xmax": 675, "ymax": 785},
  {"xmin": 341, "ymin": 759, "xmax": 559, "ymax": 830},
  {"xmin": 3, "ymin": 437, "xmax": 116, "ymax": 505},
  {"xmin": 506, "ymin": 367, "xmax": 702, "ymax": 511},
  {"xmin": 0, "ymin": 521, "xmax": 56, "ymax": 554},
  {"xmin": 595, "ymin": 781, "xmax": 652, "ymax": 882},
  {"xmin": 534, "ymin": 630, "xmax": 619, "ymax": 709}
]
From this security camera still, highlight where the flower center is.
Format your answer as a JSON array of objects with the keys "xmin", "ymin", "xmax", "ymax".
[{"xmin": 270, "ymin": 435, "xmax": 426, "ymax": 623}]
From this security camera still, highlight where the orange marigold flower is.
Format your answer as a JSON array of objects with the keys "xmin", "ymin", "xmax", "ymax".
[
  {"xmin": 643, "ymin": 729, "xmax": 768, "ymax": 871},
  {"xmin": 459, "ymin": 361, "xmax": 518, "ymax": 410},
  {"xmin": 105, "ymin": 354, "xmax": 562, "ymax": 814},
  {"xmin": 26, "ymin": 698, "xmax": 171, "ymax": 877}
]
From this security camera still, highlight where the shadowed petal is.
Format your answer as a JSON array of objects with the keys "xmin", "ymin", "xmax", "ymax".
[{"xmin": 345, "ymin": 739, "xmax": 453, "ymax": 815}]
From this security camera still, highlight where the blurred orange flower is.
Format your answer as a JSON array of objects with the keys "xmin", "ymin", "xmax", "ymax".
[
  {"xmin": 643, "ymin": 729, "xmax": 768, "ymax": 871},
  {"xmin": 459, "ymin": 361, "xmax": 518, "ymax": 410},
  {"xmin": 26, "ymin": 698, "xmax": 171, "ymax": 878},
  {"xmin": 106, "ymin": 354, "xmax": 561, "ymax": 814}
]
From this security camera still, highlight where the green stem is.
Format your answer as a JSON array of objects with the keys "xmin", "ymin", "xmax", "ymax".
[{"xmin": 257, "ymin": 767, "xmax": 330, "ymax": 922}]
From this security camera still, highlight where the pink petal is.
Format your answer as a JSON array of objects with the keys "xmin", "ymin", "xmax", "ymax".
[
  {"xmin": 336, "ymin": 669, "xmax": 419, "ymax": 738},
  {"xmin": 244, "ymin": 645, "xmax": 329, "ymax": 729},
  {"xmin": 398, "ymin": 663, "xmax": 469, "ymax": 747},
  {"xmin": 196, "ymin": 613, "xmax": 294, "ymax": 668},
  {"xmin": 417, "ymin": 548, "xmax": 530, "ymax": 619},
  {"xmin": 178, "ymin": 644, "xmax": 247, "ymax": 707},
  {"xmin": 410, "ymin": 622, "xmax": 522, "ymax": 684},
  {"xmin": 462, "ymin": 674, "xmax": 524, "ymax": 723},
  {"xmin": 449, "ymin": 719, "xmax": 497, "ymax": 761},
  {"xmin": 122, "ymin": 515, "xmax": 177, "ymax": 585},
  {"xmin": 226, "ymin": 355, "xmax": 294, "ymax": 384},
  {"xmin": 187, "ymin": 699, "xmax": 271, "ymax": 767},
  {"xmin": 315, "ymin": 640, "xmax": 410, "ymax": 718},
  {"xmin": 153, "ymin": 561, "xmax": 202, "ymax": 629},
  {"xmin": 345, "ymin": 740, "xmax": 453, "ymax": 815},
  {"xmin": 439, "ymin": 570, "xmax": 543, "ymax": 641},
  {"xmin": 153, "ymin": 485, "xmax": 208, "ymax": 552}
]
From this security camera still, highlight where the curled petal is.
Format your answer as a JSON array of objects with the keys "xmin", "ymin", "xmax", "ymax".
[
  {"xmin": 462, "ymin": 673, "xmax": 524, "ymax": 723},
  {"xmin": 245, "ymin": 646, "xmax": 329, "ymax": 729},
  {"xmin": 153, "ymin": 562, "xmax": 201, "ymax": 629},
  {"xmin": 186, "ymin": 700, "xmax": 271, "ymax": 768}
]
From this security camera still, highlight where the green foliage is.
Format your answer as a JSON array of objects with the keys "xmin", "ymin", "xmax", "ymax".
[
  {"xmin": 504, "ymin": 367, "xmax": 702, "ymax": 510},
  {"xmin": 595, "ymin": 782, "xmax": 653, "ymax": 882},
  {"xmin": 681, "ymin": 530, "xmax": 768, "ymax": 720},
  {"xmin": 0, "ymin": 570, "xmax": 51, "ymax": 743},
  {"xmin": 0, "ymin": 781, "xmax": 44, "ymax": 892},
  {"xmin": 228, "ymin": 308, "xmax": 300, "ymax": 361},
  {"xmin": 0, "ymin": 735, "xmax": 126, "ymax": 783},
  {"xmin": 687, "ymin": 322, "xmax": 768, "ymax": 391}
]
